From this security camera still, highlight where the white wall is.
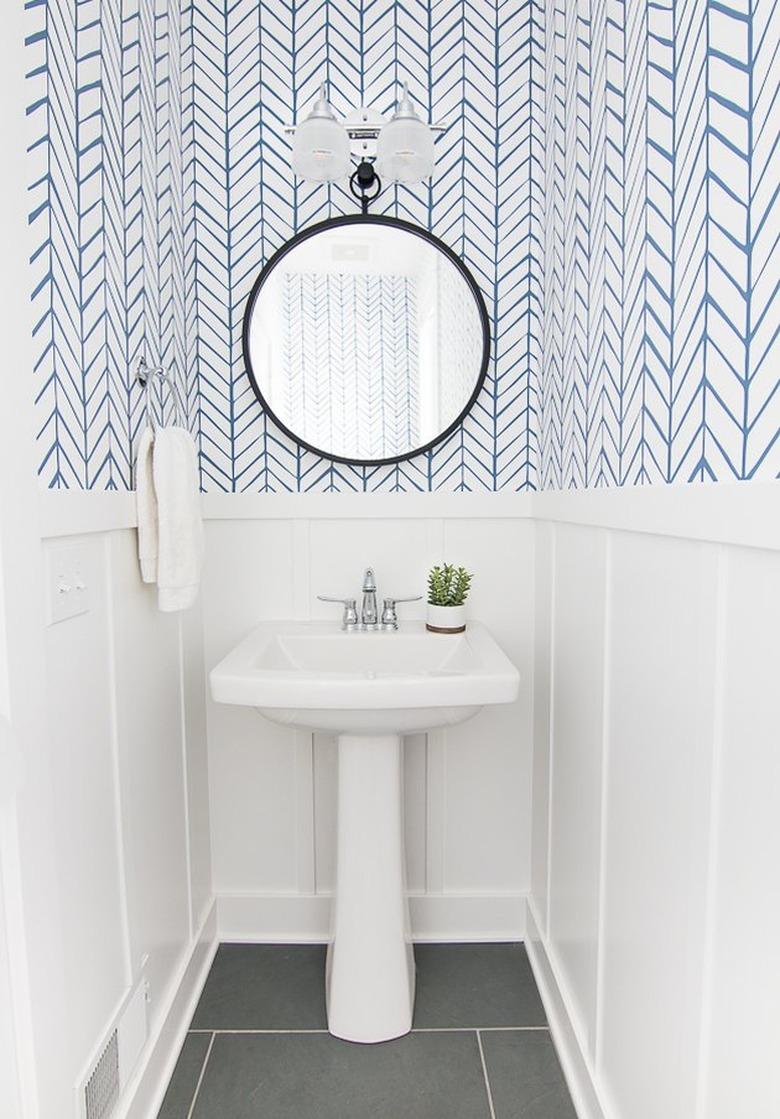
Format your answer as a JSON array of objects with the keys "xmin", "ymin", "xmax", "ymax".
[
  {"xmin": 527, "ymin": 482, "xmax": 780, "ymax": 1119},
  {"xmin": 201, "ymin": 493, "xmax": 535, "ymax": 941},
  {"xmin": 0, "ymin": 11, "xmax": 217, "ymax": 1113},
  {"xmin": 1, "ymin": 500, "xmax": 216, "ymax": 1119},
  {"xmin": 7, "ymin": 478, "xmax": 779, "ymax": 1119}
]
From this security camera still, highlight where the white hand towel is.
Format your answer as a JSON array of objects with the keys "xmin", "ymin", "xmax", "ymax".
[
  {"xmin": 152, "ymin": 426, "xmax": 203, "ymax": 612},
  {"xmin": 135, "ymin": 426, "xmax": 158, "ymax": 583}
]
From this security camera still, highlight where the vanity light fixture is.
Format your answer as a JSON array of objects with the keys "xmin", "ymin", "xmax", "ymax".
[{"xmin": 286, "ymin": 81, "xmax": 444, "ymax": 210}]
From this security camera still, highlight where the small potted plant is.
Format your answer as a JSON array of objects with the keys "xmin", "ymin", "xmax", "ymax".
[{"xmin": 426, "ymin": 563, "xmax": 473, "ymax": 634}]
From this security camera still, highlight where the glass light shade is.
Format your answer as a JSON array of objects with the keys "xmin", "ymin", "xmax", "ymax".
[
  {"xmin": 291, "ymin": 86, "xmax": 351, "ymax": 182},
  {"xmin": 291, "ymin": 115, "xmax": 350, "ymax": 181},
  {"xmin": 375, "ymin": 84, "xmax": 435, "ymax": 184},
  {"xmin": 375, "ymin": 116, "xmax": 436, "ymax": 183}
]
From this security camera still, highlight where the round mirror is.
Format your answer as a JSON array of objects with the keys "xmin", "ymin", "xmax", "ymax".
[{"xmin": 242, "ymin": 216, "xmax": 490, "ymax": 465}]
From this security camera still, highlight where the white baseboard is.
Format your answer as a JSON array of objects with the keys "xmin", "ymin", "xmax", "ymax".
[
  {"xmin": 217, "ymin": 892, "xmax": 527, "ymax": 943},
  {"xmin": 410, "ymin": 893, "xmax": 526, "ymax": 941},
  {"xmin": 117, "ymin": 900, "xmax": 218, "ymax": 1119},
  {"xmin": 525, "ymin": 900, "xmax": 609, "ymax": 1119}
]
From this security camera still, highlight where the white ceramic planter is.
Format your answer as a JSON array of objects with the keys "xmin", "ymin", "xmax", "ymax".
[{"xmin": 426, "ymin": 603, "xmax": 467, "ymax": 634}]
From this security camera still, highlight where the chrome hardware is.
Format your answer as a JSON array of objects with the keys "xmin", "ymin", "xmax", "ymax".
[
  {"xmin": 381, "ymin": 596, "xmax": 423, "ymax": 631},
  {"xmin": 318, "ymin": 569, "xmax": 420, "ymax": 632},
  {"xmin": 317, "ymin": 595, "xmax": 359, "ymax": 630},
  {"xmin": 135, "ymin": 356, "xmax": 186, "ymax": 431},
  {"xmin": 361, "ymin": 567, "xmax": 378, "ymax": 629}
]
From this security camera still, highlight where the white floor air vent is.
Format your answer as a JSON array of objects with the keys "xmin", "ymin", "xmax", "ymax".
[
  {"xmin": 83, "ymin": 1031, "xmax": 120, "ymax": 1119},
  {"xmin": 78, "ymin": 977, "xmax": 148, "ymax": 1119}
]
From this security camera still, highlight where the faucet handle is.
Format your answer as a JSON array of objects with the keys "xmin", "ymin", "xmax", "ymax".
[
  {"xmin": 381, "ymin": 595, "xmax": 422, "ymax": 631},
  {"xmin": 317, "ymin": 595, "xmax": 358, "ymax": 630}
]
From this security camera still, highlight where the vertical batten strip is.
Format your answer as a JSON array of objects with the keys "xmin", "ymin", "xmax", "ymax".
[
  {"xmin": 424, "ymin": 729, "xmax": 447, "ymax": 895},
  {"xmin": 592, "ymin": 529, "xmax": 612, "ymax": 1075},
  {"xmin": 692, "ymin": 545, "xmax": 729, "ymax": 1118},
  {"xmin": 177, "ymin": 614, "xmax": 196, "ymax": 943},
  {"xmin": 103, "ymin": 533, "xmax": 135, "ymax": 987},
  {"xmin": 294, "ymin": 731, "xmax": 317, "ymax": 896},
  {"xmin": 543, "ymin": 519, "xmax": 557, "ymax": 935}
]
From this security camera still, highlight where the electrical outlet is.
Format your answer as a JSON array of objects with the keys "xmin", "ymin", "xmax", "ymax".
[{"xmin": 46, "ymin": 542, "xmax": 91, "ymax": 625}]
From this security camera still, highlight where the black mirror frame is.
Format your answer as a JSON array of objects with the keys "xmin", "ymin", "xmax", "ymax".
[{"xmin": 241, "ymin": 214, "xmax": 491, "ymax": 468}]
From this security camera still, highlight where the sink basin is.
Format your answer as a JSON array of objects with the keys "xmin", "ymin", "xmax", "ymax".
[
  {"xmin": 210, "ymin": 619, "xmax": 520, "ymax": 1045},
  {"xmin": 210, "ymin": 620, "xmax": 518, "ymax": 733}
]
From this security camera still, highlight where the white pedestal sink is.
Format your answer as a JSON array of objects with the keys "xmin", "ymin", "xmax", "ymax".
[{"xmin": 210, "ymin": 621, "xmax": 519, "ymax": 1043}]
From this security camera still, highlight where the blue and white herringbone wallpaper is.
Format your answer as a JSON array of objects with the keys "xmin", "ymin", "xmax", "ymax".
[
  {"xmin": 282, "ymin": 272, "xmax": 421, "ymax": 459},
  {"xmin": 25, "ymin": 0, "xmax": 779, "ymax": 491},
  {"xmin": 26, "ymin": 0, "xmax": 187, "ymax": 490},
  {"xmin": 540, "ymin": 0, "xmax": 779, "ymax": 486},
  {"xmin": 186, "ymin": 0, "xmax": 537, "ymax": 491}
]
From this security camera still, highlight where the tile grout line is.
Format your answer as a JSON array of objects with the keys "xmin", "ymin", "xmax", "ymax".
[
  {"xmin": 412, "ymin": 1026, "xmax": 548, "ymax": 1034},
  {"xmin": 186, "ymin": 1025, "xmax": 550, "ymax": 1035},
  {"xmin": 188, "ymin": 1028, "xmax": 330, "ymax": 1035},
  {"xmin": 185, "ymin": 1032, "xmax": 215, "ymax": 1119},
  {"xmin": 476, "ymin": 1030, "xmax": 497, "ymax": 1119}
]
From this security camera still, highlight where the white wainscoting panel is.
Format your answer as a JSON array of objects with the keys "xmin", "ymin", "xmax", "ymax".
[
  {"xmin": 403, "ymin": 733, "xmax": 428, "ymax": 894},
  {"xmin": 202, "ymin": 513, "xmax": 534, "ymax": 938},
  {"xmin": 109, "ymin": 532, "xmax": 191, "ymax": 1002},
  {"xmin": 308, "ymin": 518, "xmax": 433, "ymax": 624},
  {"xmin": 202, "ymin": 519, "xmax": 299, "ymax": 894},
  {"xmin": 312, "ymin": 733, "xmax": 338, "ymax": 893},
  {"xmin": 599, "ymin": 533, "xmax": 717, "ymax": 1119},
  {"xmin": 209, "ymin": 705, "xmax": 299, "ymax": 893},
  {"xmin": 0, "ymin": 851, "xmax": 22, "ymax": 1119},
  {"xmin": 42, "ymin": 533, "xmax": 128, "ymax": 1074},
  {"xmin": 700, "ymin": 546, "xmax": 780, "ymax": 1119},
  {"xmin": 34, "ymin": 524, "xmax": 215, "ymax": 1119},
  {"xmin": 529, "ymin": 483, "xmax": 780, "ymax": 1119},
  {"xmin": 440, "ymin": 520, "xmax": 534, "ymax": 894},
  {"xmin": 180, "ymin": 599, "xmax": 214, "ymax": 933},
  {"xmin": 531, "ymin": 519, "xmax": 553, "ymax": 934},
  {"xmin": 548, "ymin": 525, "xmax": 606, "ymax": 1062}
]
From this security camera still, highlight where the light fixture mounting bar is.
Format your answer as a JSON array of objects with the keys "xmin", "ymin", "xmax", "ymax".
[{"xmin": 284, "ymin": 123, "xmax": 447, "ymax": 140}]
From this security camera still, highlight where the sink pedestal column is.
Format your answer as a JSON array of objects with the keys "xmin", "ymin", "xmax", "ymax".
[{"xmin": 326, "ymin": 733, "xmax": 415, "ymax": 1043}]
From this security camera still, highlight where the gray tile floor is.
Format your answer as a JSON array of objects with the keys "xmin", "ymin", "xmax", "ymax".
[{"xmin": 158, "ymin": 943, "xmax": 577, "ymax": 1119}]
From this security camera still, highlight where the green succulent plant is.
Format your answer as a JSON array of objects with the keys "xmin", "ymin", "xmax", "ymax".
[{"xmin": 427, "ymin": 563, "xmax": 473, "ymax": 607}]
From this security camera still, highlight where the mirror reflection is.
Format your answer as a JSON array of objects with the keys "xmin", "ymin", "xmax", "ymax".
[{"xmin": 244, "ymin": 220, "xmax": 488, "ymax": 464}]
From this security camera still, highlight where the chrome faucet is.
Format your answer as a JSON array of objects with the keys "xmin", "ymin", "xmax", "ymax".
[
  {"xmin": 360, "ymin": 567, "xmax": 378, "ymax": 628},
  {"xmin": 318, "ymin": 567, "xmax": 421, "ymax": 631}
]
